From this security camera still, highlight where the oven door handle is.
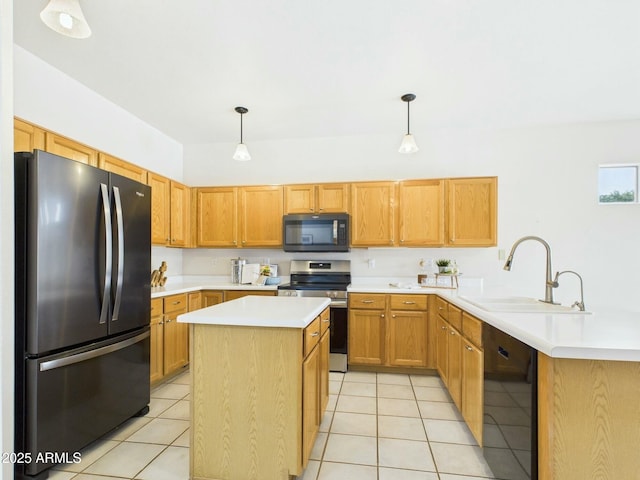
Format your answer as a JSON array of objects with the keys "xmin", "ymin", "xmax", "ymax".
[{"xmin": 330, "ymin": 300, "xmax": 347, "ymax": 308}]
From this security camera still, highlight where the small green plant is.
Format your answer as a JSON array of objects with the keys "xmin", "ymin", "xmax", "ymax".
[{"xmin": 436, "ymin": 259, "xmax": 450, "ymax": 267}]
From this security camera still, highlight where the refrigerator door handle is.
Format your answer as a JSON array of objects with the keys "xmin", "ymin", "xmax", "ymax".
[
  {"xmin": 112, "ymin": 186, "xmax": 125, "ymax": 322},
  {"xmin": 39, "ymin": 330, "xmax": 150, "ymax": 372},
  {"xmin": 100, "ymin": 183, "xmax": 112, "ymax": 325}
]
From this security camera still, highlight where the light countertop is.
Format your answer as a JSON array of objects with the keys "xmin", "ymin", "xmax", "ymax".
[
  {"xmin": 158, "ymin": 276, "xmax": 640, "ymax": 362},
  {"xmin": 177, "ymin": 296, "xmax": 331, "ymax": 328},
  {"xmin": 151, "ymin": 276, "xmax": 280, "ymax": 298}
]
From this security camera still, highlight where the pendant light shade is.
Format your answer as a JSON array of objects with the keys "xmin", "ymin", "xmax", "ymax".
[
  {"xmin": 40, "ymin": 0, "xmax": 92, "ymax": 39},
  {"xmin": 398, "ymin": 93, "xmax": 419, "ymax": 154},
  {"xmin": 232, "ymin": 107, "xmax": 251, "ymax": 161}
]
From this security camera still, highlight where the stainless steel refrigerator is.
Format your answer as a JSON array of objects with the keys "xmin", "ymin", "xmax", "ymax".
[{"xmin": 14, "ymin": 150, "xmax": 151, "ymax": 479}]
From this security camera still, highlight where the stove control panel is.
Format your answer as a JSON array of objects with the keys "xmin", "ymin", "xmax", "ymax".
[{"xmin": 278, "ymin": 290, "xmax": 299, "ymax": 297}]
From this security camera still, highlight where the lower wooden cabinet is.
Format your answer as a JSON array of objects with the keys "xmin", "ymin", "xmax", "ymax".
[
  {"xmin": 461, "ymin": 336, "xmax": 483, "ymax": 443},
  {"xmin": 349, "ymin": 293, "xmax": 428, "ymax": 368},
  {"xmin": 202, "ymin": 290, "xmax": 224, "ymax": 307},
  {"xmin": 302, "ymin": 339, "xmax": 320, "ymax": 462},
  {"xmin": 150, "ymin": 293, "xmax": 191, "ymax": 383},
  {"xmin": 447, "ymin": 324, "xmax": 463, "ymax": 408},
  {"xmin": 224, "ymin": 290, "xmax": 277, "ymax": 301}
]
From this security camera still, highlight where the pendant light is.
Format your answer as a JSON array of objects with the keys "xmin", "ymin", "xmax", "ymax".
[
  {"xmin": 40, "ymin": 0, "xmax": 92, "ymax": 39},
  {"xmin": 398, "ymin": 93, "xmax": 419, "ymax": 154},
  {"xmin": 232, "ymin": 107, "xmax": 251, "ymax": 162}
]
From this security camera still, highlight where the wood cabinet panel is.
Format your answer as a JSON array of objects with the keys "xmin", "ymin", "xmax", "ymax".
[
  {"xmin": 462, "ymin": 312, "xmax": 483, "ymax": 347},
  {"xmin": 45, "ymin": 132, "xmax": 98, "ymax": 166},
  {"xmin": 224, "ymin": 290, "xmax": 276, "ymax": 302},
  {"xmin": 202, "ymin": 290, "xmax": 224, "ymax": 307},
  {"xmin": 14, "ymin": 118, "xmax": 45, "ymax": 152},
  {"xmin": 188, "ymin": 292, "xmax": 202, "ymax": 311},
  {"xmin": 389, "ymin": 294, "xmax": 428, "ymax": 311},
  {"xmin": 319, "ymin": 330, "xmax": 330, "ymax": 413},
  {"xmin": 148, "ymin": 172, "xmax": 171, "ymax": 245},
  {"xmin": 387, "ymin": 311, "xmax": 428, "ymax": 367},
  {"xmin": 447, "ymin": 325, "xmax": 463, "ymax": 409},
  {"xmin": 304, "ymin": 316, "xmax": 321, "ymax": 358},
  {"xmin": 461, "ymin": 339, "xmax": 483, "ymax": 445},
  {"xmin": 284, "ymin": 184, "xmax": 315, "ymax": 213},
  {"xmin": 150, "ymin": 298, "xmax": 164, "ymax": 384},
  {"xmin": 302, "ymin": 344, "xmax": 320, "ymax": 465},
  {"xmin": 196, "ymin": 187, "xmax": 238, "ymax": 247},
  {"xmin": 398, "ymin": 179, "xmax": 445, "ymax": 246},
  {"xmin": 169, "ymin": 180, "xmax": 190, "ymax": 246},
  {"xmin": 350, "ymin": 182, "xmax": 396, "ymax": 246},
  {"xmin": 98, "ymin": 152, "xmax": 147, "ymax": 183},
  {"xmin": 349, "ymin": 293, "xmax": 386, "ymax": 310},
  {"xmin": 239, "ymin": 186, "xmax": 284, "ymax": 247},
  {"xmin": 446, "ymin": 177, "xmax": 497, "ymax": 246},
  {"xmin": 348, "ymin": 309, "xmax": 385, "ymax": 365},
  {"xmin": 448, "ymin": 304, "xmax": 462, "ymax": 331},
  {"xmin": 436, "ymin": 315, "xmax": 449, "ymax": 384},
  {"xmin": 317, "ymin": 183, "xmax": 349, "ymax": 213}
]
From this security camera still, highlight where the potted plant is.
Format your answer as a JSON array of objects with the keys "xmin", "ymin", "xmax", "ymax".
[{"xmin": 436, "ymin": 259, "xmax": 450, "ymax": 273}]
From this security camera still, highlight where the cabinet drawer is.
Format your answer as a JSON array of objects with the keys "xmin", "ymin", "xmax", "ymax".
[
  {"xmin": 435, "ymin": 297, "xmax": 448, "ymax": 321},
  {"xmin": 319, "ymin": 308, "xmax": 330, "ymax": 334},
  {"xmin": 151, "ymin": 298, "xmax": 163, "ymax": 318},
  {"xmin": 349, "ymin": 293, "xmax": 386, "ymax": 310},
  {"xmin": 304, "ymin": 316, "xmax": 321, "ymax": 358},
  {"xmin": 448, "ymin": 304, "xmax": 462, "ymax": 331},
  {"xmin": 462, "ymin": 312, "xmax": 483, "ymax": 347},
  {"xmin": 389, "ymin": 294, "xmax": 428, "ymax": 311},
  {"xmin": 164, "ymin": 293, "xmax": 188, "ymax": 314}
]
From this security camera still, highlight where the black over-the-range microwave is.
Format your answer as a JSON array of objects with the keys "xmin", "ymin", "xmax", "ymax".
[{"xmin": 282, "ymin": 213, "xmax": 350, "ymax": 252}]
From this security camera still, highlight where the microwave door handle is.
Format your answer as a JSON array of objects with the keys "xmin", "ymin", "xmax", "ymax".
[{"xmin": 333, "ymin": 220, "xmax": 338, "ymax": 244}]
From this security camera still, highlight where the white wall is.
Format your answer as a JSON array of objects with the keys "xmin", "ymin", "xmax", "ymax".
[
  {"xmin": 183, "ymin": 121, "xmax": 640, "ymax": 312},
  {"xmin": 0, "ymin": 0, "xmax": 14, "ymax": 475}
]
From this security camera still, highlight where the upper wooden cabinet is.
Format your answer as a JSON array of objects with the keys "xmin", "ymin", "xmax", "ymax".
[
  {"xmin": 98, "ymin": 152, "xmax": 147, "ymax": 183},
  {"xmin": 284, "ymin": 183, "xmax": 349, "ymax": 214},
  {"xmin": 45, "ymin": 132, "xmax": 98, "ymax": 167},
  {"xmin": 196, "ymin": 187, "xmax": 239, "ymax": 247},
  {"xmin": 239, "ymin": 185, "xmax": 283, "ymax": 247},
  {"xmin": 148, "ymin": 172, "xmax": 171, "ymax": 245},
  {"xmin": 169, "ymin": 181, "xmax": 191, "ymax": 247},
  {"xmin": 446, "ymin": 177, "xmax": 497, "ymax": 246},
  {"xmin": 350, "ymin": 182, "xmax": 396, "ymax": 247},
  {"xmin": 397, "ymin": 179, "xmax": 445, "ymax": 246},
  {"xmin": 14, "ymin": 118, "xmax": 45, "ymax": 152}
]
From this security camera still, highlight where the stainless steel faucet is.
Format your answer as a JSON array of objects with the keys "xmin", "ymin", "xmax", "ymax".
[
  {"xmin": 503, "ymin": 235, "xmax": 558, "ymax": 304},
  {"xmin": 553, "ymin": 270, "xmax": 586, "ymax": 311}
]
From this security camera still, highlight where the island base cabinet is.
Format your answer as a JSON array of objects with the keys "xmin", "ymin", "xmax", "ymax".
[
  {"xmin": 190, "ymin": 308, "xmax": 329, "ymax": 480},
  {"xmin": 538, "ymin": 354, "xmax": 640, "ymax": 480}
]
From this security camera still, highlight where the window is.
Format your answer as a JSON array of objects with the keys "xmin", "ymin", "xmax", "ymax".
[{"xmin": 598, "ymin": 165, "xmax": 638, "ymax": 204}]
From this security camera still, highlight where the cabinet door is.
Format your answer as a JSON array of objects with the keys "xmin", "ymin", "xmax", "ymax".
[
  {"xmin": 224, "ymin": 290, "xmax": 276, "ymax": 302},
  {"xmin": 350, "ymin": 182, "xmax": 396, "ymax": 246},
  {"xmin": 170, "ymin": 181, "xmax": 190, "ymax": 246},
  {"xmin": 388, "ymin": 311, "xmax": 428, "ymax": 367},
  {"xmin": 239, "ymin": 186, "xmax": 284, "ymax": 247},
  {"xmin": 196, "ymin": 187, "xmax": 238, "ymax": 247},
  {"xmin": 14, "ymin": 118, "xmax": 45, "ymax": 152},
  {"xmin": 447, "ymin": 325, "xmax": 462, "ymax": 409},
  {"xmin": 148, "ymin": 172, "xmax": 171, "ymax": 245},
  {"xmin": 398, "ymin": 179, "xmax": 445, "ymax": 246},
  {"xmin": 446, "ymin": 177, "xmax": 497, "ymax": 246},
  {"xmin": 98, "ymin": 152, "xmax": 147, "ymax": 183},
  {"xmin": 348, "ymin": 309, "xmax": 385, "ymax": 365},
  {"xmin": 462, "ymin": 340, "xmax": 484, "ymax": 445},
  {"xmin": 150, "ymin": 298, "xmax": 164, "ymax": 383},
  {"xmin": 202, "ymin": 290, "xmax": 224, "ymax": 307},
  {"xmin": 284, "ymin": 184, "xmax": 315, "ymax": 213},
  {"xmin": 302, "ymin": 345, "xmax": 320, "ymax": 464},
  {"xmin": 436, "ymin": 316, "xmax": 449, "ymax": 383},
  {"xmin": 317, "ymin": 183, "xmax": 349, "ymax": 213},
  {"xmin": 188, "ymin": 292, "xmax": 202, "ymax": 311},
  {"xmin": 319, "ymin": 330, "xmax": 330, "ymax": 414},
  {"xmin": 163, "ymin": 312, "xmax": 189, "ymax": 375},
  {"xmin": 45, "ymin": 132, "xmax": 98, "ymax": 166}
]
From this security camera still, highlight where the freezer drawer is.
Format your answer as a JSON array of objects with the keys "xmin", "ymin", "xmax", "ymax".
[{"xmin": 18, "ymin": 329, "xmax": 150, "ymax": 477}]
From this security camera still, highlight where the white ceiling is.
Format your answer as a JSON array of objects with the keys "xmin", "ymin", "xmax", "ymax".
[{"xmin": 13, "ymin": 0, "xmax": 640, "ymax": 145}]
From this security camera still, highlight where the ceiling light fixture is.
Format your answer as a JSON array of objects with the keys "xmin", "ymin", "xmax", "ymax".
[
  {"xmin": 398, "ymin": 93, "xmax": 419, "ymax": 154},
  {"xmin": 232, "ymin": 107, "xmax": 251, "ymax": 162},
  {"xmin": 40, "ymin": 0, "xmax": 92, "ymax": 39}
]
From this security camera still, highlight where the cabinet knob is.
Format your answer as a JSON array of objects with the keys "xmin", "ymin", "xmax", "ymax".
[
  {"xmin": 166, "ymin": 319, "xmax": 172, "ymax": 323},
  {"xmin": 450, "ymin": 330, "xmax": 456, "ymax": 335},
  {"xmin": 380, "ymin": 314, "xmax": 385, "ymax": 318},
  {"xmin": 392, "ymin": 314, "xmax": 396, "ymax": 318},
  {"xmin": 159, "ymin": 321, "xmax": 164, "ymax": 325},
  {"xmin": 465, "ymin": 345, "xmax": 473, "ymax": 351},
  {"xmin": 311, "ymin": 331, "xmax": 320, "ymax": 337},
  {"xmin": 441, "ymin": 326, "xmax": 447, "ymax": 330}
]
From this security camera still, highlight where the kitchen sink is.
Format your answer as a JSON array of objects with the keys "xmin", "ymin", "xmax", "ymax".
[{"xmin": 459, "ymin": 296, "xmax": 591, "ymax": 314}]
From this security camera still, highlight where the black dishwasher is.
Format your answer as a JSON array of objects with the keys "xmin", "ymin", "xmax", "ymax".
[{"xmin": 483, "ymin": 324, "xmax": 538, "ymax": 480}]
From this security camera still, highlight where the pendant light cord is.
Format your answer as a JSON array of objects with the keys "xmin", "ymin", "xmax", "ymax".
[
  {"xmin": 407, "ymin": 101, "xmax": 411, "ymax": 135},
  {"xmin": 240, "ymin": 113, "xmax": 244, "ymax": 143}
]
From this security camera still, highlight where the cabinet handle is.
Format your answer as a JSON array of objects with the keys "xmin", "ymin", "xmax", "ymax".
[
  {"xmin": 318, "ymin": 207, "xmax": 324, "ymax": 211},
  {"xmin": 165, "ymin": 319, "xmax": 172, "ymax": 323},
  {"xmin": 380, "ymin": 314, "xmax": 385, "ymax": 318},
  {"xmin": 441, "ymin": 326, "xmax": 447, "ymax": 330},
  {"xmin": 159, "ymin": 321, "xmax": 164, "ymax": 325},
  {"xmin": 361, "ymin": 300, "xmax": 374, "ymax": 304},
  {"xmin": 465, "ymin": 345, "xmax": 473, "ymax": 351},
  {"xmin": 311, "ymin": 332, "xmax": 320, "ymax": 337},
  {"xmin": 171, "ymin": 238, "xmax": 176, "ymax": 242},
  {"xmin": 322, "ymin": 318, "xmax": 330, "ymax": 323},
  {"xmin": 172, "ymin": 301, "xmax": 181, "ymax": 305},
  {"xmin": 403, "ymin": 301, "xmax": 415, "ymax": 305},
  {"xmin": 438, "ymin": 306, "xmax": 444, "ymax": 311},
  {"xmin": 233, "ymin": 240, "xmax": 237, "ymax": 245},
  {"xmin": 450, "ymin": 330, "xmax": 456, "ymax": 335}
]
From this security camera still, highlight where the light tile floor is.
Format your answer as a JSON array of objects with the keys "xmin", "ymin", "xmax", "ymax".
[{"xmin": 46, "ymin": 369, "xmax": 499, "ymax": 480}]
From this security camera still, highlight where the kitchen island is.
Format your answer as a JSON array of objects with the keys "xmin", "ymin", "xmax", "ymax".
[{"xmin": 178, "ymin": 295, "xmax": 331, "ymax": 480}]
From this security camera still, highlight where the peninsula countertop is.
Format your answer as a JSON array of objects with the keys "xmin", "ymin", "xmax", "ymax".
[{"xmin": 177, "ymin": 295, "xmax": 331, "ymax": 328}]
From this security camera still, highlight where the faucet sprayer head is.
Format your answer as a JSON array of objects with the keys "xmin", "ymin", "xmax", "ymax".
[{"xmin": 503, "ymin": 256, "xmax": 513, "ymax": 271}]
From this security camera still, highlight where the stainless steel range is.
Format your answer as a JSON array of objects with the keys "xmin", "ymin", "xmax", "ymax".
[{"xmin": 278, "ymin": 260, "xmax": 350, "ymax": 372}]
